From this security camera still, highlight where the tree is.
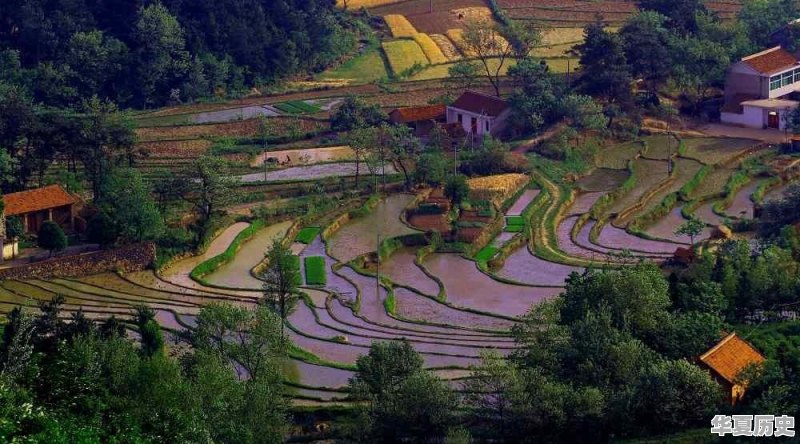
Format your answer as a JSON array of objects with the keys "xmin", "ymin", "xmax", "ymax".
[
  {"xmin": 378, "ymin": 124, "xmax": 422, "ymax": 189},
  {"xmin": 181, "ymin": 155, "xmax": 236, "ymax": 230},
  {"xmin": 98, "ymin": 168, "xmax": 163, "ymax": 242},
  {"xmin": 348, "ymin": 341, "xmax": 456, "ymax": 442},
  {"xmin": 37, "ymin": 221, "xmax": 67, "ymax": 257},
  {"xmin": 503, "ymin": 21, "xmax": 543, "ymax": 59},
  {"xmin": 675, "ymin": 217, "xmax": 706, "ymax": 247},
  {"xmin": 135, "ymin": 305, "xmax": 164, "ymax": 357},
  {"xmin": 671, "ymin": 36, "xmax": 730, "ymax": 112},
  {"xmin": 260, "ymin": 240, "xmax": 300, "ymax": 337},
  {"xmin": 575, "ymin": 23, "xmax": 633, "ymax": 106},
  {"xmin": 785, "ymin": 105, "xmax": 800, "ymax": 135},
  {"xmin": 331, "ymin": 96, "xmax": 386, "ymax": 131},
  {"xmin": 639, "ymin": 0, "xmax": 706, "ymax": 34},
  {"xmin": 444, "ymin": 174, "xmax": 469, "ymax": 205},
  {"xmin": 86, "ymin": 211, "xmax": 119, "ymax": 247},
  {"xmin": 619, "ymin": 11, "xmax": 673, "ymax": 94},
  {"xmin": 193, "ymin": 303, "xmax": 288, "ymax": 382},
  {"xmin": 5, "ymin": 216, "xmax": 23, "ymax": 259},
  {"xmin": 738, "ymin": 0, "xmax": 798, "ymax": 47},
  {"xmin": 414, "ymin": 151, "xmax": 448, "ymax": 187},
  {"xmin": 134, "ymin": 2, "xmax": 190, "ymax": 107},
  {"xmin": 347, "ymin": 126, "xmax": 378, "ymax": 188},
  {"xmin": 461, "ymin": 20, "xmax": 515, "ymax": 97},
  {"xmin": 445, "ymin": 60, "xmax": 481, "ymax": 93},
  {"xmin": 507, "ymin": 57, "xmax": 560, "ymax": 135}
]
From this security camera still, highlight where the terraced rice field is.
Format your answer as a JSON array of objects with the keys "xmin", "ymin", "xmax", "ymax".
[
  {"xmin": 4, "ymin": 136, "xmax": 771, "ymax": 406},
  {"xmin": 237, "ymin": 162, "xmax": 398, "ymax": 183}
]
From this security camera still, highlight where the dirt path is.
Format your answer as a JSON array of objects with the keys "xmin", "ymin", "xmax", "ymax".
[{"xmin": 512, "ymin": 121, "xmax": 568, "ymax": 154}]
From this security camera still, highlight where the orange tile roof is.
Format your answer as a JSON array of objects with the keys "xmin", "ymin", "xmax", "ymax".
[
  {"xmin": 742, "ymin": 47, "xmax": 798, "ymax": 75},
  {"xmin": 389, "ymin": 104, "xmax": 446, "ymax": 123},
  {"xmin": 3, "ymin": 185, "xmax": 77, "ymax": 216},
  {"xmin": 700, "ymin": 333, "xmax": 765, "ymax": 384}
]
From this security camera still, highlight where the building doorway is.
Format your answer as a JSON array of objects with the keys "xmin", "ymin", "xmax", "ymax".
[
  {"xmin": 768, "ymin": 111, "xmax": 780, "ymax": 129},
  {"xmin": 471, "ymin": 117, "xmax": 477, "ymax": 134}
]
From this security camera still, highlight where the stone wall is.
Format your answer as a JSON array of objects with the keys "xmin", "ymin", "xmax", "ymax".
[{"xmin": 0, "ymin": 242, "xmax": 156, "ymax": 280}]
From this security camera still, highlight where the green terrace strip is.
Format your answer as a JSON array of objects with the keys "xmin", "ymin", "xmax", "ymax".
[
  {"xmin": 189, "ymin": 220, "xmax": 265, "ymax": 283},
  {"xmin": 712, "ymin": 170, "xmax": 751, "ymax": 216},
  {"xmin": 295, "ymin": 227, "xmax": 321, "ymax": 244},
  {"xmin": 752, "ymin": 176, "xmax": 782, "ymax": 203},
  {"xmin": 678, "ymin": 165, "xmax": 713, "ymax": 200},
  {"xmin": 383, "ymin": 286, "xmax": 396, "ymax": 315},
  {"xmin": 475, "ymin": 246, "xmax": 499, "ymax": 263},
  {"xmin": 304, "ymin": 256, "xmax": 327, "ymax": 286},
  {"xmin": 273, "ymin": 101, "xmax": 321, "ymax": 114},
  {"xmin": 505, "ymin": 215, "xmax": 525, "ymax": 227}
]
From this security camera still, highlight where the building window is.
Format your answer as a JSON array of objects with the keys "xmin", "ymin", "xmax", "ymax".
[
  {"xmin": 770, "ymin": 67, "xmax": 800, "ymax": 91},
  {"xmin": 457, "ymin": 114, "xmax": 462, "ymax": 123},
  {"xmin": 485, "ymin": 121, "xmax": 490, "ymax": 132}
]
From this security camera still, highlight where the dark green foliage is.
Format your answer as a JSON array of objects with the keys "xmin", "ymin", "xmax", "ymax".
[
  {"xmin": 759, "ymin": 184, "xmax": 800, "ymax": 237},
  {"xmin": 36, "ymin": 220, "xmax": 67, "ymax": 256},
  {"xmin": 575, "ymin": 23, "xmax": 634, "ymax": 106},
  {"xmin": 0, "ymin": 0, "xmax": 355, "ymax": 107},
  {"xmin": 303, "ymin": 256, "xmax": 327, "ymax": 286},
  {"xmin": 444, "ymin": 174, "xmax": 469, "ymax": 205},
  {"xmin": 348, "ymin": 341, "xmax": 458, "ymax": 443},
  {"xmin": 413, "ymin": 151, "xmax": 449, "ymax": 187},
  {"xmin": 330, "ymin": 96, "xmax": 387, "ymax": 131},
  {"xmin": 639, "ymin": 0, "xmax": 706, "ymax": 34},
  {"xmin": 0, "ymin": 299, "xmax": 289, "ymax": 443},
  {"xmin": 86, "ymin": 211, "xmax": 119, "ymax": 247},
  {"xmin": 261, "ymin": 240, "xmax": 301, "ymax": 335},
  {"xmin": 294, "ymin": 227, "xmax": 321, "ymax": 244}
]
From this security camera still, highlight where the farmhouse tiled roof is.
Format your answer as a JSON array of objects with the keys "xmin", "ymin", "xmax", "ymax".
[
  {"xmin": 699, "ymin": 332, "xmax": 765, "ymax": 384},
  {"xmin": 3, "ymin": 185, "xmax": 77, "ymax": 216},
  {"xmin": 742, "ymin": 47, "xmax": 798, "ymax": 75},
  {"xmin": 449, "ymin": 90, "xmax": 509, "ymax": 117},
  {"xmin": 389, "ymin": 104, "xmax": 446, "ymax": 123}
]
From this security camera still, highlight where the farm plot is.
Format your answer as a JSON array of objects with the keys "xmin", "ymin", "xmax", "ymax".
[
  {"xmin": 136, "ymin": 117, "xmax": 328, "ymax": 142},
  {"xmin": 621, "ymin": 158, "xmax": 704, "ymax": 224},
  {"xmin": 191, "ymin": 105, "xmax": 280, "ymax": 124},
  {"xmin": 237, "ymin": 162, "xmax": 397, "ymax": 183},
  {"xmin": 607, "ymin": 159, "xmax": 670, "ymax": 216},
  {"xmin": 328, "ymin": 194, "xmax": 419, "ymax": 263},
  {"xmin": 429, "ymin": 34, "xmax": 461, "ymax": 60},
  {"xmin": 423, "ymin": 253, "xmax": 561, "ymax": 317},
  {"xmin": 249, "ymin": 146, "xmax": 355, "ymax": 168},
  {"xmin": 681, "ymin": 137, "xmax": 760, "ymax": 165},
  {"xmin": 576, "ymin": 168, "xmax": 629, "ymax": 192},
  {"xmin": 380, "ymin": 247, "xmax": 441, "ymax": 297},
  {"xmin": 137, "ymin": 139, "xmax": 212, "ymax": 158},
  {"xmin": 382, "ymin": 40, "xmax": 430, "ymax": 76},
  {"xmin": 646, "ymin": 207, "xmax": 712, "ymax": 243},
  {"xmin": 498, "ymin": 246, "xmax": 583, "ymax": 286},
  {"xmin": 413, "ymin": 33, "xmax": 449, "ymax": 64},
  {"xmin": 385, "ymin": 14, "xmax": 418, "ymax": 37},
  {"xmin": 370, "ymin": 0, "xmax": 491, "ymax": 34},
  {"xmin": 722, "ymin": 179, "xmax": 764, "ymax": 219},
  {"xmin": 597, "ymin": 140, "xmax": 643, "ymax": 169}
]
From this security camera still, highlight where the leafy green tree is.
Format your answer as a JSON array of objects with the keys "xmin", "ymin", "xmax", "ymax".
[
  {"xmin": 349, "ymin": 341, "xmax": 456, "ymax": 443},
  {"xmin": 414, "ymin": 151, "xmax": 448, "ymax": 187},
  {"xmin": 98, "ymin": 168, "xmax": 163, "ymax": 242},
  {"xmin": 378, "ymin": 123, "xmax": 422, "ymax": 189},
  {"xmin": 64, "ymin": 30, "xmax": 129, "ymax": 102},
  {"xmin": 37, "ymin": 221, "xmax": 67, "ymax": 257},
  {"xmin": 671, "ymin": 36, "xmax": 730, "ymax": 112},
  {"xmin": 260, "ymin": 240, "xmax": 300, "ymax": 338},
  {"xmin": 135, "ymin": 305, "xmax": 164, "ymax": 357},
  {"xmin": 639, "ymin": 0, "xmax": 706, "ymax": 34},
  {"xmin": 134, "ymin": 2, "xmax": 190, "ymax": 107},
  {"xmin": 461, "ymin": 20, "xmax": 515, "ymax": 96},
  {"xmin": 331, "ymin": 96, "xmax": 386, "ymax": 131},
  {"xmin": 347, "ymin": 126, "xmax": 379, "ymax": 188},
  {"xmin": 507, "ymin": 57, "xmax": 560, "ymax": 135},
  {"xmin": 675, "ymin": 217, "xmax": 706, "ymax": 247},
  {"xmin": 560, "ymin": 94, "xmax": 608, "ymax": 132},
  {"xmin": 5, "ymin": 216, "xmax": 23, "ymax": 259},
  {"xmin": 180, "ymin": 155, "xmax": 236, "ymax": 230},
  {"xmin": 445, "ymin": 60, "xmax": 481, "ymax": 93},
  {"xmin": 619, "ymin": 11, "xmax": 673, "ymax": 94},
  {"xmin": 575, "ymin": 23, "xmax": 633, "ymax": 105},
  {"xmin": 503, "ymin": 21, "xmax": 543, "ymax": 59},
  {"xmin": 86, "ymin": 211, "xmax": 119, "ymax": 247},
  {"xmin": 444, "ymin": 174, "xmax": 469, "ymax": 205},
  {"xmin": 738, "ymin": 0, "xmax": 798, "ymax": 47}
]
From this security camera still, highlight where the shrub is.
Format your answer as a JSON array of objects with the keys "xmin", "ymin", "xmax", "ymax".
[
  {"xmin": 304, "ymin": 256, "xmax": 327, "ymax": 286},
  {"xmin": 37, "ymin": 221, "xmax": 67, "ymax": 256},
  {"xmin": 295, "ymin": 227, "xmax": 321, "ymax": 244},
  {"xmin": 87, "ymin": 211, "xmax": 119, "ymax": 247}
]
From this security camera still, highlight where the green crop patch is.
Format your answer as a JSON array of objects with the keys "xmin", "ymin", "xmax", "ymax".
[
  {"xmin": 304, "ymin": 256, "xmax": 327, "ymax": 286},
  {"xmin": 295, "ymin": 227, "xmax": 321, "ymax": 244},
  {"xmin": 504, "ymin": 224, "xmax": 524, "ymax": 233},
  {"xmin": 475, "ymin": 246, "xmax": 499, "ymax": 262},
  {"xmin": 505, "ymin": 216, "xmax": 525, "ymax": 226}
]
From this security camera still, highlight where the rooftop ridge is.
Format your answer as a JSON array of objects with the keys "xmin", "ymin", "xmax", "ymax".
[{"xmin": 742, "ymin": 46, "xmax": 783, "ymax": 62}]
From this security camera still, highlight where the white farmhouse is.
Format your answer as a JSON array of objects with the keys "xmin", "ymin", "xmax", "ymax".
[
  {"xmin": 446, "ymin": 90, "xmax": 511, "ymax": 138},
  {"xmin": 721, "ymin": 46, "xmax": 800, "ymax": 130}
]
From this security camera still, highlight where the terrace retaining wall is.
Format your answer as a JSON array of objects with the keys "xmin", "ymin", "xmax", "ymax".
[{"xmin": 0, "ymin": 243, "xmax": 156, "ymax": 280}]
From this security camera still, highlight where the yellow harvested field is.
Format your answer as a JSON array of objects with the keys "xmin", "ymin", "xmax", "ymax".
[
  {"xmin": 540, "ymin": 28, "xmax": 585, "ymax": 46},
  {"xmin": 413, "ymin": 33, "xmax": 448, "ymax": 64},
  {"xmin": 430, "ymin": 34, "xmax": 462, "ymax": 61},
  {"xmin": 468, "ymin": 174, "xmax": 530, "ymax": 206},
  {"xmin": 385, "ymin": 14, "xmax": 417, "ymax": 38},
  {"xmin": 451, "ymin": 7, "xmax": 494, "ymax": 24},
  {"xmin": 447, "ymin": 28, "xmax": 509, "ymax": 57},
  {"xmin": 335, "ymin": 0, "xmax": 404, "ymax": 8},
  {"xmin": 446, "ymin": 29, "xmax": 473, "ymax": 57},
  {"xmin": 382, "ymin": 40, "xmax": 429, "ymax": 76}
]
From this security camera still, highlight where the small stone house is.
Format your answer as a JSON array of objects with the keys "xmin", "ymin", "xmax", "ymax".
[
  {"xmin": 446, "ymin": 90, "xmax": 511, "ymax": 138},
  {"xmin": 699, "ymin": 332, "xmax": 766, "ymax": 405}
]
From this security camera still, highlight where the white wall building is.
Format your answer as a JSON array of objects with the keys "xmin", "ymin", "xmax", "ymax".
[
  {"xmin": 721, "ymin": 47, "xmax": 800, "ymax": 130},
  {"xmin": 446, "ymin": 90, "xmax": 511, "ymax": 138}
]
